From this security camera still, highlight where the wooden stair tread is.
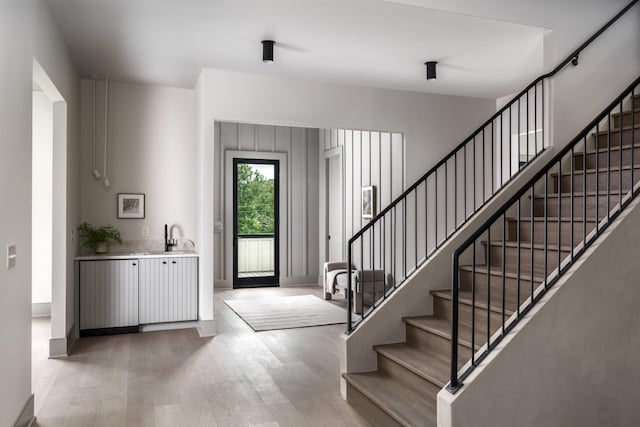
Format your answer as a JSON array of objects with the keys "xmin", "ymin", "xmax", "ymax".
[
  {"xmin": 594, "ymin": 122, "xmax": 640, "ymax": 136},
  {"xmin": 343, "ymin": 372, "xmax": 437, "ymax": 427},
  {"xmin": 374, "ymin": 342, "xmax": 449, "ymax": 387},
  {"xmin": 458, "ymin": 264, "xmax": 545, "ymax": 283},
  {"xmin": 482, "ymin": 240, "xmax": 572, "ymax": 252},
  {"xmin": 403, "ymin": 315, "xmax": 479, "ymax": 351},
  {"xmin": 532, "ymin": 191, "xmax": 625, "ymax": 199},
  {"xmin": 431, "ymin": 289, "xmax": 523, "ymax": 316},
  {"xmin": 573, "ymin": 142, "xmax": 640, "ymax": 156},
  {"xmin": 550, "ymin": 164, "xmax": 640, "ymax": 177},
  {"xmin": 506, "ymin": 216, "xmax": 597, "ymax": 223}
]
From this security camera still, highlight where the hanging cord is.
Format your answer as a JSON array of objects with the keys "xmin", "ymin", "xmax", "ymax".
[
  {"xmin": 92, "ymin": 76, "xmax": 101, "ymax": 179},
  {"xmin": 103, "ymin": 75, "xmax": 110, "ymax": 187}
]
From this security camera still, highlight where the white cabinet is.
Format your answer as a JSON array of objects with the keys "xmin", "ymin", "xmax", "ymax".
[
  {"xmin": 79, "ymin": 259, "xmax": 139, "ymax": 331},
  {"xmin": 139, "ymin": 257, "xmax": 198, "ymax": 324}
]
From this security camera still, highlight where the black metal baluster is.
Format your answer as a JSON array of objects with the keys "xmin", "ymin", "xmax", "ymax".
[
  {"xmin": 393, "ymin": 205, "xmax": 396, "ymax": 289},
  {"xmin": 530, "ymin": 186, "xmax": 534, "ymax": 303},
  {"xmin": 619, "ymin": 100, "xmax": 623, "ymax": 207},
  {"xmin": 544, "ymin": 171, "xmax": 548, "ymax": 288},
  {"xmin": 445, "ymin": 161, "xmax": 449, "ymax": 238},
  {"xmin": 403, "ymin": 198, "xmax": 407, "ymax": 280},
  {"xmin": 596, "ymin": 123, "xmax": 600, "ymax": 233},
  {"xmin": 382, "ymin": 215, "xmax": 386, "ymax": 299},
  {"xmin": 347, "ymin": 243, "xmax": 352, "ymax": 332},
  {"xmin": 500, "ymin": 113, "xmax": 504, "ymax": 188},
  {"xmin": 558, "ymin": 161, "xmax": 562, "ymax": 273},
  {"xmin": 450, "ymin": 252, "xmax": 461, "ymax": 391},
  {"xmin": 371, "ymin": 224, "xmax": 375, "ymax": 307},
  {"xmin": 583, "ymin": 137, "xmax": 587, "ymax": 244},
  {"xmin": 518, "ymin": 98, "xmax": 521, "ymax": 171},
  {"xmin": 491, "ymin": 121, "xmax": 495, "ymax": 197},
  {"xmin": 482, "ymin": 129, "xmax": 486, "ymax": 203},
  {"xmin": 361, "ymin": 233, "xmax": 364, "ymax": 316},
  {"xmin": 464, "ymin": 145, "xmax": 467, "ymax": 220},
  {"xmin": 474, "ymin": 136, "xmax": 477, "ymax": 210},
  {"xmin": 535, "ymin": 82, "xmax": 538, "ymax": 156},
  {"xmin": 501, "ymin": 214, "xmax": 506, "ymax": 332},
  {"xmin": 425, "ymin": 179, "xmax": 429, "ymax": 256},
  {"xmin": 571, "ymin": 149, "xmax": 574, "ymax": 262},
  {"xmin": 414, "ymin": 189, "xmax": 418, "ymax": 268},
  {"xmin": 471, "ymin": 241, "xmax": 476, "ymax": 362},
  {"xmin": 633, "ymin": 89, "xmax": 637, "ymax": 196},
  {"xmin": 509, "ymin": 106, "xmax": 513, "ymax": 179},
  {"xmin": 455, "ymin": 153, "xmax": 458, "ymax": 231},
  {"xmin": 526, "ymin": 90, "xmax": 530, "ymax": 164},
  {"xmin": 517, "ymin": 198, "xmax": 521, "ymax": 314},
  {"xmin": 435, "ymin": 172, "xmax": 439, "ymax": 248},
  {"xmin": 486, "ymin": 227, "xmax": 491, "ymax": 349},
  {"xmin": 607, "ymin": 113, "xmax": 611, "ymax": 221}
]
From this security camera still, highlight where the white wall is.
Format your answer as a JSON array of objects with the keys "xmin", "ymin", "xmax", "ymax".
[
  {"xmin": 214, "ymin": 121, "xmax": 319, "ymax": 288},
  {"xmin": 196, "ymin": 68, "xmax": 495, "ymax": 333},
  {"xmin": 32, "ymin": 91, "xmax": 53, "ymax": 305},
  {"xmin": 0, "ymin": 0, "xmax": 79, "ymax": 424},
  {"xmin": 79, "ymin": 80, "xmax": 197, "ymax": 244},
  {"xmin": 438, "ymin": 195, "xmax": 640, "ymax": 427}
]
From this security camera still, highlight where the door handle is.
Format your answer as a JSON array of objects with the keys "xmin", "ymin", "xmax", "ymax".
[{"xmin": 328, "ymin": 235, "xmax": 331, "ymax": 240}]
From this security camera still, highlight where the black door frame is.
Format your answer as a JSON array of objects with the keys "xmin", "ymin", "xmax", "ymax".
[{"xmin": 232, "ymin": 158, "xmax": 280, "ymax": 288}]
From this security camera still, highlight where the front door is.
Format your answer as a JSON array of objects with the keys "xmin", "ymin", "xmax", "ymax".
[{"xmin": 233, "ymin": 159, "xmax": 279, "ymax": 288}]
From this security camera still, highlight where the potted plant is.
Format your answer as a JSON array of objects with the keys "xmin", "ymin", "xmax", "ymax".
[{"xmin": 77, "ymin": 222, "xmax": 122, "ymax": 254}]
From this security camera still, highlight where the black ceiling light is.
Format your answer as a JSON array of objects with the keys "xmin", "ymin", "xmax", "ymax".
[
  {"xmin": 425, "ymin": 61, "xmax": 437, "ymax": 80},
  {"xmin": 262, "ymin": 40, "xmax": 275, "ymax": 63}
]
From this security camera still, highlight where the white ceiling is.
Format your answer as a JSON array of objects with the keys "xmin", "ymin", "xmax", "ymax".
[{"xmin": 45, "ymin": 0, "xmax": 628, "ymax": 99}]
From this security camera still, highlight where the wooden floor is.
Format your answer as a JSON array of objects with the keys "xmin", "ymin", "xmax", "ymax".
[{"xmin": 32, "ymin": 285, "xmax": 370, "ymax": 427}]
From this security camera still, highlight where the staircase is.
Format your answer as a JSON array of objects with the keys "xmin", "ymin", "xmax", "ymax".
[{"xmin": 343, "ymin": 92, "xmax": 640, "ymax": 427}]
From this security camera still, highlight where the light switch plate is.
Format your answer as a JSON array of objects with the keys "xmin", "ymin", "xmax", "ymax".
[
  {"xmin": 214, "ymin": 222, "xmax": 223, "ymax": 233},
  {"xmin": 7, "ymin": 244, "xmax": 16, "ymax": 269},
  {"xmin": 142, "ymin": 227, "xmax": 149, "ymax": 237}
]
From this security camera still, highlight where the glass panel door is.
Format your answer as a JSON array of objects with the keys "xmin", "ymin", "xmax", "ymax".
[{"xmin": 233, "ymin": 159, "xmax": 279, "ymax": 288}]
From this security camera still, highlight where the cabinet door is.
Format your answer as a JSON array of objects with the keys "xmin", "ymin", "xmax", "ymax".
[
  {"xmin": 139, "ymin": 257, "xmax": 198, "ymax": 324},
  {"xmin": 138, "ymin": 258, "xmax": 169, "ymax": 324},
  {"xmin": 80, "ymin": 260, "xmax": 139, "ymax": 330},
  {"xmin": 169, "ymin": 257, "xmax": 198, "ymax": 321}
]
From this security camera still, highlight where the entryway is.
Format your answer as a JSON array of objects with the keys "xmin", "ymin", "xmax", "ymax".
[{"xmin": 233, "ymin": 158, "xmax": 280, "ymax": 288}]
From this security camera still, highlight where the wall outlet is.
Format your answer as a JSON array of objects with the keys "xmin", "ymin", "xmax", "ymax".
[
  {"xmin": 142, "ymin": 227, "xmax": 149, "ymax": 237},
  {"xmin": 7, "ymin": 244, "xmax": 16, "ymax": 269},
  {"xmin": 214, "ymin": 222, "xmax": 223, "ymax": 233}
]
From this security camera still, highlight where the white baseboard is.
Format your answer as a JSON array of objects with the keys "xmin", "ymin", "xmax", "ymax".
[
  {"xmin": 139, "ymin": 321, "xmax": 198, "ymax": 333},
  {"xmin": 31, "ymin": 302, "xmax": 51, "ymax": 317},
  {"xmin": 13, "ymin": 393, "xmax": 34, "ymax": 427},
  {"xmin": 197, "ymin": 319, "xmax": 217, "ymax": 337},
  {"xmin": 49, "ymin": 323, "xmax": 76, "ymax": 358}
]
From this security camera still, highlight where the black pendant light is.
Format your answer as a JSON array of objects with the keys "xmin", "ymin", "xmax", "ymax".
[
  {"xmin": 425, "ymin": 61, "xmax": 437, "ymax": 80},
  {"xmin": 262, "ymin": 40, "xmax": 275, "ymax": 63}
]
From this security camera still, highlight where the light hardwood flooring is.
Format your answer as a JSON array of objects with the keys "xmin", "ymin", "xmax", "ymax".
[{"xmin": 32, "ymin": 286, "xmax": 371, "ymax": 427}]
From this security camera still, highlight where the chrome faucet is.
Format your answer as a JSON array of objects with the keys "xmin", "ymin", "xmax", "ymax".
[{"xmin": 164, "ymin": 224, "xmax": 177, "ymax": 252}]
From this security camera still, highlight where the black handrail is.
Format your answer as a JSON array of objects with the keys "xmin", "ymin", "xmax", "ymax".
[
  {"xmin": 448, "ymin": 75, "xmax": 640, "ymax": 393},
  {"xmin": 346, "ymin": 0, "xmax": 639, "ymax": 334}
]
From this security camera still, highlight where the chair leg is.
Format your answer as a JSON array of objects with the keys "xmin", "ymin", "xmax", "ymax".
[{"xmin": 324, "ymin": 292, "xmax": 332, "ymax": 300}]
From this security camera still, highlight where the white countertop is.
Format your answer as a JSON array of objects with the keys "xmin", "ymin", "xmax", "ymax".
[{"xmin": 75, "ymin": 250, "xmax": 199, "ymax": 261}]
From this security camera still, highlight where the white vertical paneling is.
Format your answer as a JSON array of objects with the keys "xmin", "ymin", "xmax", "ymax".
[
  {"xmin": 216, "ymin": 121, "xmax": 320, "ymax": 285},
  {"xmin": 79, "ymin": 259, "xmax": 138, "ymax": 330},
  {"xmin": 258, "ymin": 125, "xmax": 275, "ymax": 152}
]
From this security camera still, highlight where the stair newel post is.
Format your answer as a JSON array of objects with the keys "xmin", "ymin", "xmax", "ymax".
[{"xmin": 448, "ymin": 250, "xmax": 462, "ymax": 393}]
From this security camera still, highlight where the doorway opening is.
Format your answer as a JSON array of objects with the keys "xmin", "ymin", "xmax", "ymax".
[{"xmin": 233, "ymin": 159, "xmax": 280, "ymax": 288}]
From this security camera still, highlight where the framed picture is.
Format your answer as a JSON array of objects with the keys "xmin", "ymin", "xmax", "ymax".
[
  {"xmin": 117, "ymin": 193, "xmax": 145, "ymax": 219},
  {"xmin": 362, "ymin": 186, "xmax": 376, "ymax": 219}
]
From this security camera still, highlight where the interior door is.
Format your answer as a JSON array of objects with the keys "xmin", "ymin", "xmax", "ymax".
[
  {"xmin": 233, "ymin": 159, "xmax": 279, "ymax": 288},
  {"xmin": 327, "ymin": 154, "xmax": 343, "ymax": 261}
]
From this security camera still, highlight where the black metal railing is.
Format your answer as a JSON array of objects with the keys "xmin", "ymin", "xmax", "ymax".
[
  {"xmin": 448, "ymin": 75, "xmax": 640, "ymax": 393},
  {"xmin": 346, "ymin": 0, "xmax": 639, "ymax": 334}
]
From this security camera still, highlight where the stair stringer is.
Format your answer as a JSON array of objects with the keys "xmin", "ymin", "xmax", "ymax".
[
  {"xmin": 340, "ymin": 149, "xmax": 557, "ymax": 399},
  {"xmin": 438, "ymin": 194, "xmax": 640, "ymax": 427}
]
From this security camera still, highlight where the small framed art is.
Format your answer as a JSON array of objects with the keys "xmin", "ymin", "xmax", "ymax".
[
  {"xmin": 362, "ymin": 186, "xmax": 376, "ymax": 219},
  {"xmin": 117, "ymin": 193, "xmax": 145, "ymax": 219}
]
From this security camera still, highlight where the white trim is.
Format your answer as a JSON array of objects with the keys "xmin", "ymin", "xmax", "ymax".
[
  {"xmin": 140, "ymin": 321, "xmax": 197, "ymax": 333},
  {"xmin": 197, "ymin": 319, "xmax": 217, "ymax": 337},
  {"xmin": 12, "ymin": 393, "xmax": 34, "ymax": 427},
  {"xmin": 31, "ymin": 302, "xmax": 51, "ymax": 317},
  {"xmin": 224, "ymin": 150, "xmax": 288, "ymax": 286},
  {"xmin": 324, "ymin": 146, "xmax": 345, "ymax": 262}
]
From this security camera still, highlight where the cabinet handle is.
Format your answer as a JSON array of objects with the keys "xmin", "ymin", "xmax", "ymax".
[
  {"xmin": 172, "ymin": 261, "xmax": 177, "ymax": 264},
  {"xmin": 162, "ymin": 261, "xmax": 167, "ymax": 265},
  {"xmin": 132, "ymin": 263, "xmax": 137, "ymax": 266}
]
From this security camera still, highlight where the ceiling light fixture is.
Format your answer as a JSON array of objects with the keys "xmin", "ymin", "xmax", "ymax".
[
  {"xmin": 262, "ymin": 40, "xmax": 275, "ymax": 63},
  {"xmin": 425, "ymin": 61, "xmax": 437, "ymax": 80}
]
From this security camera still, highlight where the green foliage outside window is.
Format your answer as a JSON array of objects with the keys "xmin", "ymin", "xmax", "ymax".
[{"xmin": 237, "ymin": 163, "xmax": 275, "ymax": 234}]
